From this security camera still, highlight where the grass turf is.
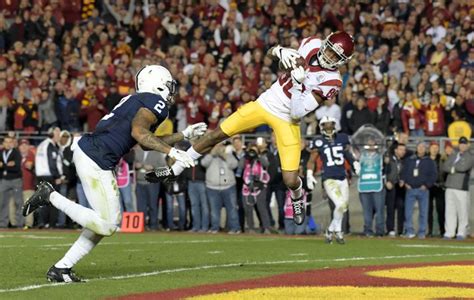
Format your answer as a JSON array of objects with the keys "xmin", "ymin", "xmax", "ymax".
[{"xmin": 0, "ymin": 230, "xmax": 473, "ymax": 299}]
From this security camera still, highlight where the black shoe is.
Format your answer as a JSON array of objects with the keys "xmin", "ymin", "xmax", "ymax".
[
  {"xmin": 291, "ymin": 197, "xmax": 305, "ymax": 225},
  {"xmin": 22, "ymin": 181, "xmax": 55, "ymax": 217},
  {"xmin": 145, "ymin": 167, "xmax": 176, "ymax": 183},
  {"xmin": 46, "ymin": 265, "xmax": 82, "ymax": 283}
]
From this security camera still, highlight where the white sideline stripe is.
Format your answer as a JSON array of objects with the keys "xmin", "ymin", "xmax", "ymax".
[
  {"xmin": 0, "ymin": 238, "xmax": 279, "ymax": 249},
  {"xmin": 0, "ymin": 234, "xmax": 65, "ymax": 240},
  {"xmin": 290, "ymin": 253, "xmax": 308, "ymax": 256},
  {"xmin": 398, "ymin": 244, "xmax": 474, "ymax": 250},
  {"xmin": 1, "ymin": 251, "xmax": 473, "ymax": 294}
]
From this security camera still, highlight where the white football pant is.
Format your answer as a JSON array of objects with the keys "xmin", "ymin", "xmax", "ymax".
[{"xmin": 324, "ymin": 179, "xmax": 349, "ymax": 233}]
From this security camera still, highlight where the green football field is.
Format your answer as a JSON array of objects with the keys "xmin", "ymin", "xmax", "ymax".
[{"xmin": 0, "ymin": 230, "xmax": 473, "ymax": 299}]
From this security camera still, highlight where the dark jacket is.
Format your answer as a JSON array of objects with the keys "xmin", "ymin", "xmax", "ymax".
[
  {"xmin": 349, "ymin": 107, "xmax": 374, "ymax": 133},
  {"xmin": 184, "ymin": 157, "xmax": 206, "ymax": 182},
  {"xmin": 401, "ymin": 154, "xmax": 437, "ymax": 189},
  {"xmin": 385, "ymin": 153, "xmax": 404, "ymax": 184},
  {"xmin": 0, "ymin": 148, "xmax": 22, "ymax": 180}
]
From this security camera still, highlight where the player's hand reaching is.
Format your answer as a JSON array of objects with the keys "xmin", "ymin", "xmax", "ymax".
[
  {"xmin": 306, "ymin": 169, "xmax": 317, "ymax": 190},
  {"xmin": 168, "ymin": 147, "xmax": 195, "ymax": 168},
  {"xmin": 182, "ymin": 122, "xmax": 207, "ymax": 140},
  {"xmin": 272, "ymin": 45, "xmax": 300, "ymax": 69},
  {"xmin": 291, "ymin": 66, "xmax": 307, "ymax": 87}
]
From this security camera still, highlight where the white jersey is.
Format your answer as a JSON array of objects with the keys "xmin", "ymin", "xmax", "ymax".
[{"xmin": 257, "ymin": 37, "xmax": 343, "ymax": 122}]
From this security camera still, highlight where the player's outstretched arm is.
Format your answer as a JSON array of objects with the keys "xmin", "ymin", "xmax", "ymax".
[{"xmin": 131, "ymin": 108, "xmax": 173, "ymax": 153}]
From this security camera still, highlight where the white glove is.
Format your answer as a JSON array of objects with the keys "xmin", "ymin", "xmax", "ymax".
[
  {"xmin": 272, "ymin": 45, "xmax": 300, "ymax": 69},
  {"xmin": 291, "ymin": 66, "xmax": 306, "ymax": 87},
  {"xmin": 168, "ymin": 147, "xmax": 195, "ymax": 168},
  {"xmin": 306, "ymin": 169, "xmax": 317, "ymax": 191},
  {"xmin": 353, "ymin": 161, "xmax": 361, "ymax": 175},
  {"xmin": 182, "ymin": 122, "xmax": 207, "ymax": 140}
]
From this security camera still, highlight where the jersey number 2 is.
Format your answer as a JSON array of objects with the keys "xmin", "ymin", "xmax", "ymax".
[{"xmin": 323, "ymin": 146, "xmax": 344, "ymax": 167}]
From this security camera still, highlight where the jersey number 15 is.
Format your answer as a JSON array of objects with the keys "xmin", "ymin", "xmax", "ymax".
[{"xmin": 323, "ymin": 146, "xmax": 344, "ymax": 167}]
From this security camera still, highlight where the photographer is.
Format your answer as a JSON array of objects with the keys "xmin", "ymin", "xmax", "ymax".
[{"xmin": 239, "ymin": 143, "xmax": 271, "ymax": 234}]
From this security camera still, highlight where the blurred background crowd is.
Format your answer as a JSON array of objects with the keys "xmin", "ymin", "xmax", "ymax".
[{"xmin": 0, "ymin": 0, "xmax": 472, "ymax": 237}]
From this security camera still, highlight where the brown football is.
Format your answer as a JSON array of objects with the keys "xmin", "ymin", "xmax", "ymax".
[{"xmin": 279, "ymin": 56, "xmax": 307, "ymax": 72}]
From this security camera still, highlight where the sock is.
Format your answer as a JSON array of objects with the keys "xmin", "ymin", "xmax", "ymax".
[
  {"xmin": 49, "ymin": 192, "xmax": 111, "ymax": 235},
  {"xmin": 55, "ymin": 229, "xmax": 103, "ymax": 269},
  {"xmin": 171, "ymin": 146, "xmax": 202, "ymax": 175},
  {"xmin": 289, "ymin": 178, "xmax": 303, "ymax": 200},
  {"xmin": 332, "ymin": 206, "xmax": 344, "ymax": 232}
]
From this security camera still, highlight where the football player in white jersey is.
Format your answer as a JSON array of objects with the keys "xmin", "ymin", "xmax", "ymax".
[{"xmin": 148, "ymin": 31, "xmax": 355, "ymax": 226}]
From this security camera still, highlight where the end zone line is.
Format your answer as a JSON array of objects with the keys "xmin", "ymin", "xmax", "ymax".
[{"xmin": 1, "ymin": 251, "xmax": 473, "ymax": 294}]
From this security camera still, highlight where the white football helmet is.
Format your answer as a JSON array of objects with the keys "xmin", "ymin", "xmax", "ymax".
[
  {"xmin": 135, "ymin": 65, "xmax": 177, "ymax": 104},
  {"xmin": 319, "ymin": 116, "xmax": 337, "ymax": 139}
]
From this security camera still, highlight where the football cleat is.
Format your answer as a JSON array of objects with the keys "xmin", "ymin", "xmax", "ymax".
[
  {"xmin": 145, "ymin": 167, "xmax": 176, "ymax": 183},
  {"xmin": 325, "ymin": 229, "xmax": 333, "ymax": 244},
  {"xmin": 335, "ymin": 231, "xmax": 345, "ymax": 244},
  {"xmin": 291, "ymin": 197, "xmax": 305, "ymax": 225},
  {"xmin": 22, "ymin": 181, "xmax": 55, "ymax": 217},
  {"xmin": 46, "ymin": 265, "xmax": 82, "ymax": 283}
]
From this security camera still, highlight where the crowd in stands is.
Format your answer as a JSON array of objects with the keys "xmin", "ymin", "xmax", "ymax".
[{"xmin": 0, "ymin": 0, "xmax": 473, "ymax": 237}]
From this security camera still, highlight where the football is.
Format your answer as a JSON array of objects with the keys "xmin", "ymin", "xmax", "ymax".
[{"xmin": 279, "ymin": 56, "xmax": 307, "ymax": 72}]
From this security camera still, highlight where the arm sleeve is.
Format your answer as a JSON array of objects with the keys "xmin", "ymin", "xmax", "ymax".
[
  {"xmin": 214, "ymin": 27, "xmax": 222, "ymax": 46},
  {"xmin": 226, "ymin": 153, "xmax": 238, "ymax": 169},
  {"xmin": 143, "ymin": 0, "xmax": 150, "ymax": 17},
  {"xmin": 259, "ymin": 155, "xmax": 269, "ymax": 168},
  {"xmin": 455, "ymin": 154, "xmax": 474, "ymax": 172},
  {"xmin": 289, "ymin": 89, "xmax": 319, "ymax": 119},
  {"xmin": 200, "ymin": 154, "xmax": 213, "ymax": 168},
  {"xmin": 442, "ymin": 154, "xmax": 455, "ymax": 173}
]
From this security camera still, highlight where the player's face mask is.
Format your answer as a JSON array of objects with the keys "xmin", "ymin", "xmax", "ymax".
[
  {"xmin": 162, "ymin": 80, "xmax": 178, "ymax": 105},
  {"xmin": 321, "ymin": 122, "xmax": 336, "ymax": 139}
]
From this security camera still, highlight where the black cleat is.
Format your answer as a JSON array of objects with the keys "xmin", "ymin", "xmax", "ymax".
[
  {"xmin": 46, "ymin": 265, "xmax": 82, "ymax": 283},
  {"xmin": 291, "ymin": 197, "xmax": 305, "ymax": 225},
  {"xmin": 335, "ymin": 231, "xmax": 345, "ymax": 244},
  {"xmin": 22, "ymin": 181, "xmax": 55, "ymax": 217},
  {"xmin": 145, "ymin": 167, "xmax": 176, "ymax": 183}
]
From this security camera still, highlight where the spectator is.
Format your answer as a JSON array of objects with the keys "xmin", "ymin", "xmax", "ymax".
[
  {"xmin": 116, "ymin": 151, "xmax": 135, "ymax": 213},
  {"xmin": 35, "ymin": 126, "xmax": 62, "ymax": 228},
  {"xmin": 18, "ymin": 138, "xmax": 35, "ymax": 229},
  {"xmin": 0, "ymin": 135, "xmax": 23, "ymax": 228},
  {"xmin": 184, "ymin": 155, "xmax": 209, "ymax": 233},
  {"xmin": 202, "ymin": 142, "xmax": 240, "ymax": 234},
  {"xmin": 264, "ymin": 133, "xmax": 286, "ymax": 231},
  {"xmin": 239, "ymin": 143, "xmax": 271, "ymax": 234},
  {"xmin": 400, "ymin": 142, "xmax": 437, "ymax": 239},
  {"xmin": 385, "ymin": 142, "xmax": 407, "ymax": 237},
  {"xmin": 422, "ymin": 93, "xmax": 446, "ymax": 136},
  {"xmin": 163, "ymin": 168, "xmax": 187, "ymax": 231},
  {"xmin": 315, "ymin": 97, "xmax": 341, "ymax": 132},
  {"xmin": 447, "ymin": 109, "xmax": 472, "ymax": 147},
  {"xmin": 134, "ymin": 146, "xmax": 165, "ymax": 231},
  {"xmin": 349, "ymin": 97, "xmax": 374, "ymax": 133},
  {"xmin": 358, "ymin": 141, "xmax": 385, "ymax": 237},
  {"xmin": 400, "ymin": 92, "xmax": 424, "ymax": 136},
  {"xmin": 442, "ymin": 137, "xmax": 474, "ymax": 240},
  {"xmin": 427, "ymin": 142, "xmax": 445, "ymax": 237}
]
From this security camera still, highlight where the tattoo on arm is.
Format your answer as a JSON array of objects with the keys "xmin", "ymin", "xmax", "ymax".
[
  {"xmin": 131, "ymin": 108, "xmax": 172, "ymax": 154},
  {"xmin": 160, "ymin": 132, "xmax": 185, "ymax": 145}
]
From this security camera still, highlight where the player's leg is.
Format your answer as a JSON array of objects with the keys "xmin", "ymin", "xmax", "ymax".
[
  {"xmin": 267, "ymin": 113, "xmax": 305, "ymax": 225},
  {"xmin": 171, "ymin": 101, "xmax": 266, "ymax": 176},
  {"xmin": 324, "ymin": 179, "xmax": 349, "ymax": 243},
  {"xmin": 46, "ymin": 146, "xmax": 121, "ymax": 281}
]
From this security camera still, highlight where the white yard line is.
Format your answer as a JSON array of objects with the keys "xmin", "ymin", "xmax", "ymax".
[
  {"xmin": 1, "ymin": 251, "xmax": 473, "ymax": 293},
  {"xmin": 398, "ymin": 244, "xmax": 474, "ymax": 250}
]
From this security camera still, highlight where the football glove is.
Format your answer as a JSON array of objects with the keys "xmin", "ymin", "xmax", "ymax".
[
  {"xmin": 182, "ymin": 122, "xmax": 207, "ymax": 140},
  {"xmin": 306, "ymin": 169, "xmax": 317, "ymax": 191},
  {"xmin": 168, "ymin": 147, "xmax": 195, "ymax": 168},
  {"xmin": 291, "ymin": 66, "xmax": 307, "ymax": 86},
  {"xmin": 353, "ymin": 161, "xmax": 361, "ymax": 175},
  {"xmin": 272, "ymin": 45, "xmax": 300, "ymax": 70}
]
